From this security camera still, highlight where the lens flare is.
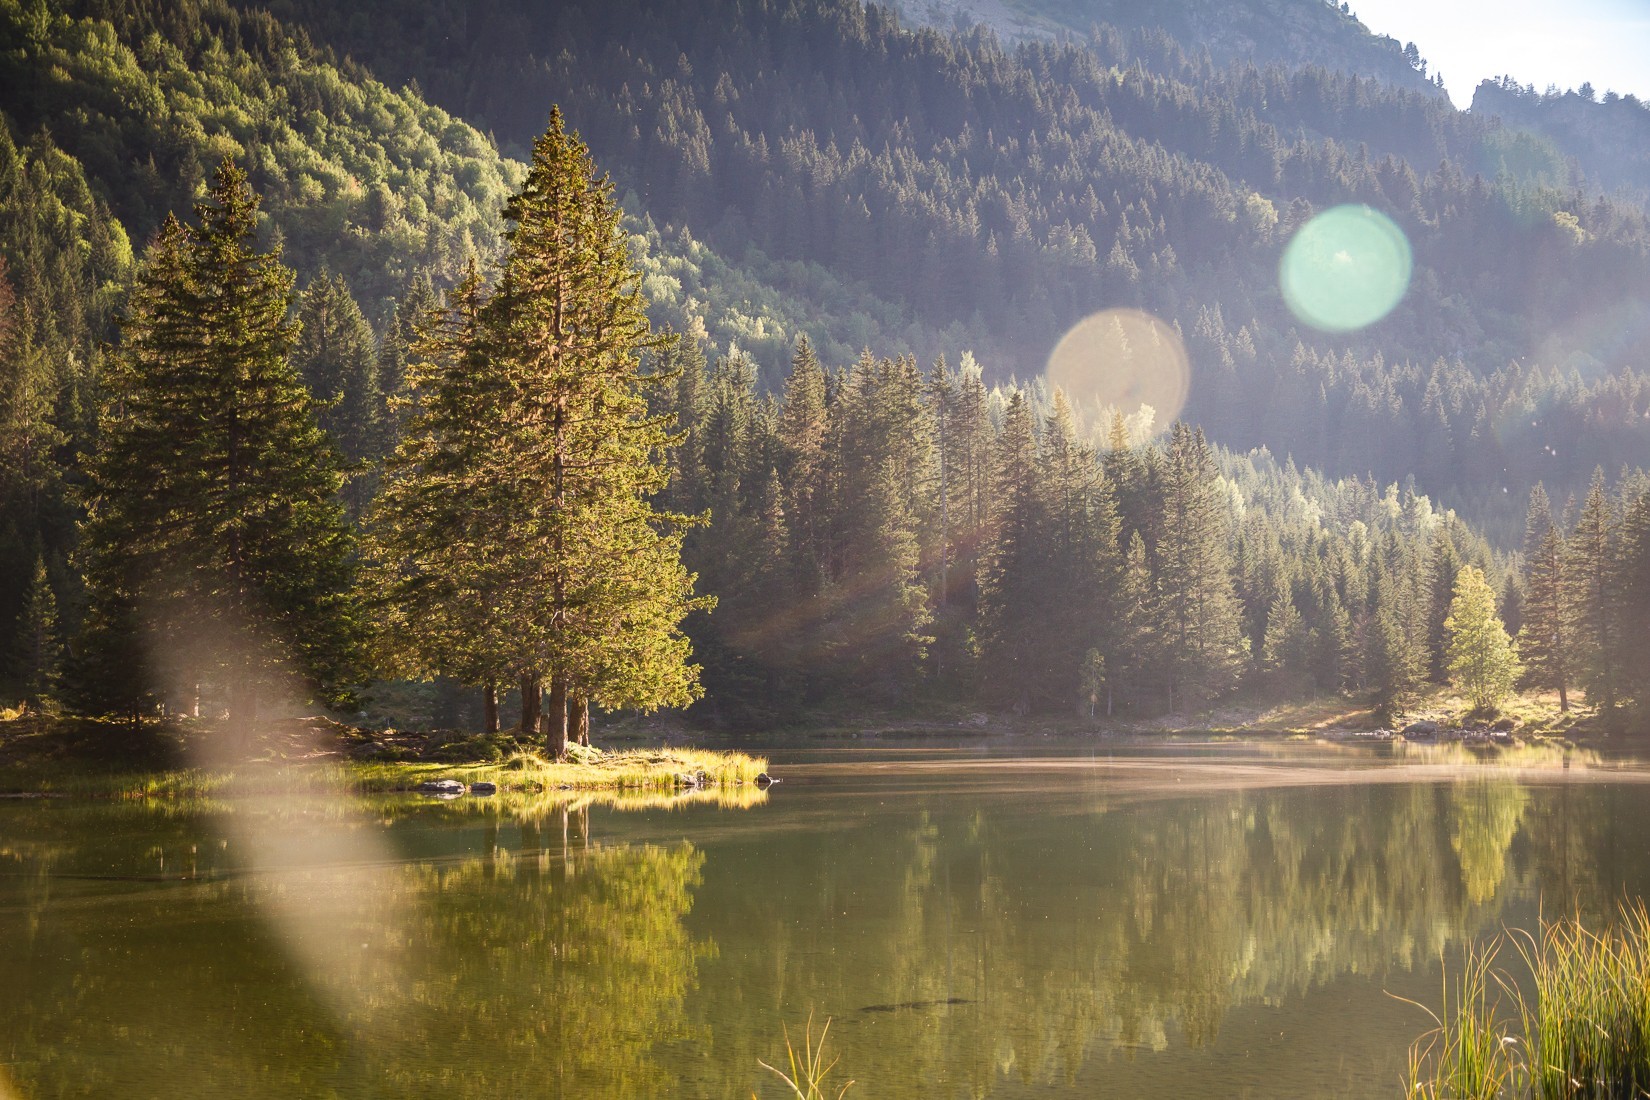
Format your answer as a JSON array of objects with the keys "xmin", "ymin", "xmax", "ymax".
[
  {"xmin": 1279, "ymin": 205, "xmax": 1412, "ymax": 332},
  {"xmin": 1045, "ymin": 308, "xmax": 1190, "ymax": 432}
]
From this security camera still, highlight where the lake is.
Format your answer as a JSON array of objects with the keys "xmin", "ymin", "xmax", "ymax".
[{"xmin": 4, "ymin": 741, "xmax": 1649, "ymax": 1098}]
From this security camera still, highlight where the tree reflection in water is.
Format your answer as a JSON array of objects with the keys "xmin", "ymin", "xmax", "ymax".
[{"xmin": 2, "ymin": 768, "xmax": 1648, "ymax": 1099}]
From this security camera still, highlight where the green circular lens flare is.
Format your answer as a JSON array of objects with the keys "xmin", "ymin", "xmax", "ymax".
[{"xmin": 1279, "ymin": 204, "xmax": 1412, "ymax": 332}]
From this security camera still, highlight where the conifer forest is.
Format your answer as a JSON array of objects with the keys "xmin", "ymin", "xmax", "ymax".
[{"xmin": 6, "ymin": 0, "xmax": 1650, "ymax": 734}]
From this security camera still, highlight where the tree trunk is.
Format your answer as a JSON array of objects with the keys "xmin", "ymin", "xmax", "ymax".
[
  {"xmin": 483, "ymin": 681, "xmax": 499, "ymax": 734},
  {"xmin": 544, "ymin": 674, "xmax": 569, "ymax": 757},
  {"xmin": 1558, "ymin": 681, "xmax": 1569, "ymax": 713},
  {"xmin": 572, "ymin": 694, "xmax": 590, "ymax": 746},
  {"xmin": 518, "ymin": 673, "xmax": 540, "ymax": 736}
]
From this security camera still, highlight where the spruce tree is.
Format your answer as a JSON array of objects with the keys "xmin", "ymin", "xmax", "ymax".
[
  {"xmin": 293, "ymin": 271, "xmax": 381, "ymax": 517},
  {"xmin": 1569, "ymin": 469, "xmax": 1621, "ymax": 717},
  {"xmin": 1154, "ymin": 423, "xmax": 1246, "ymax": 710},
  {"xmin": 1260, "ymin": 587, "xmax": 1312, "ymax": 699},
  {"xmin": 1039, "ymin": 390, "xmax": 1123, "ymax": 712},
  {"xmin": 79, "ymin": 161, "xmax": 361, "ymax": 722},
  {"xmin": 14, "ymin": 553, "xmax": 60, "ymax": 711},
  {"xmin": 366, "ymin": 263, "xmax": 515, "ymax": 720},
  {"xmin": 820, "ymin": 352, "xmax": 933, "ymax": 697},
  {"xmin": 373, "ymin": 110, "xmax": 707, "ymax": 752},
  {"xmin": 977, "ymin": 390, "xmax": 1046, "ymax": 711},
  {"xmin": 1516, "ymin": 485, "xmax": 1571, "ymax": 711},
  {"xmin": 1423, "ymin": 526, "xmax": 1462, "ymax": 683},
  {"xmin": 1364, "ymin": 566, "xmax": 1422, "ymax": 722},
  {"xmin": 1614, "ymin": 487, "xmax": 1650, "ymax": 714}
]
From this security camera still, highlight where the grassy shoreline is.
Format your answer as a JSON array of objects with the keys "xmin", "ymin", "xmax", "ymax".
[
  {"xmin": 0, "ymin": 713, "xmax": 768, "ymax": 800},
  {"xmin": 0, "ymin": 683, "xmax": 1625, "ymax": 800}
]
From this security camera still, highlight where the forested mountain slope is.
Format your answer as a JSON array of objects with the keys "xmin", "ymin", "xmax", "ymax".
[
  {"xmin": 883, "ymin": 0, "xmax": 1440, "ymax": 94},
  {"xmin": 5, "ymin": 0, "xmax": 1650, "ymax": 723},
  {"xmin": 1471, "ymin": 77, "xmax": 1650, "ymax": 200},
  {"xmin": 239, "ymin": 0, "xmax": 1650, "ymax": 533}
]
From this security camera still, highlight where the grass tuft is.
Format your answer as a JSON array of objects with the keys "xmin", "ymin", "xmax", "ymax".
[
  {"xmin": 1401, "ymin": 906, "xmax": 1650, "ymax": 1099},
  {"xmin": 759, "ymin": 1012, "xmax": 853, "ymax": 1100}
]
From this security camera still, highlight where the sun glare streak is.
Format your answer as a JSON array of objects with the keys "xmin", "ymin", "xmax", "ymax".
[
  {"xmin": 1279, "ymin": 204, "xmax": 1412, "ymax": 332},
  {"xmin": 145, "ymin": 601, "xmax": 416, "ymax": 1035},
  {"xmin": 1044, "ymin": 308, "xmax": 1190, "ymax": 432}
]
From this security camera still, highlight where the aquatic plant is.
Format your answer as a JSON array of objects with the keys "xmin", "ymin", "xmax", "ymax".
[
  {"xmin": 1401, "ymin": 906, "xmax": 1650, "ymax": 1099},
  {"xmin": 759, "ymin": 1013, "xmax": 853, "ymax": 1100}
]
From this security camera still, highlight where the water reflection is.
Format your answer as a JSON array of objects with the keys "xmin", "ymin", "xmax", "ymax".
[
  {"xmin": 3, "ymin": 761, "xmax": 1649, "ymax": 1098},
  {"xmin": 0, "ymin": 798, "xmax": 708, "ymax": 1098}
]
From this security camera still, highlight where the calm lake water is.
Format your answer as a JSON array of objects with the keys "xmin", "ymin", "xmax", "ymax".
[{"xmin": 4, "ymin": 742, "xmax": 1650, "ymax": 1099}]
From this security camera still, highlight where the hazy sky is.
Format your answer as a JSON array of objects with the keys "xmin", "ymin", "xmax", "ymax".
[{"xmin": 1350, "ymin": 0, "xmax": 1650, "ymax": 108}]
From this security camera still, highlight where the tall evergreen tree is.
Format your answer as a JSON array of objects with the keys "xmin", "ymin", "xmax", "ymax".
[
  {"xmin": 1569, "ymin": 469, "xmax": 1622, "ymax": 718},
  {"xmin": 1154, "ymin": 423, "xmax": 1246, "ymax": 710},
  {"xmin": 820, "ymin": 352, "xmax": 933, "ymax": 697},
  {"xmin": 1260, "ymin": 586, "xmax": 1313, "ymax": 699},
  {"xmin": 1039, "ymin": 390, "xmax": 1124, "ymax": 712},
  {"xmin": 1423, "ymin": 525, "xmax": 1462, "ymax": 683},
  {"xmin": 374, "ymin": 109, "xmax": 707, "ymax": 752},
  {"xmin": 78, "ymin": 161, "xmax": 361, "ymax": 722},
  {"xmin": 1614, "ymin": 486, "xmax": 1650, "ymax": 714},
  {"xmin": 1516, "ymin": 485, "xmax": 1571, "ymax": 711},
  {"xmin": 13, "ymin": 553, "xmax": 61, "ymax": 711},
  {"xmin": 293, "ymin": 271, "xmax": 382, "ymax": 517},
  {"xmin": 366, "ymin": 263, "xmax": 516, "ymax": 727},
  {"xmin": 1364, "ymin": 565, "xmax": 1423, "ymax": 721},
  {"xmin": 977, "ymin": 390, "xmax": 1046, "ymax": 711}
]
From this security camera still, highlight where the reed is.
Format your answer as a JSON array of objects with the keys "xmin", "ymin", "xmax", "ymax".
[
  {"xmin": 1402, "ymin": 906, "xmax": 1650, "ymax": 1099},
  {"xmin": 759, "ymin": 1013, "xmax": 853, "ymax": 1100}
]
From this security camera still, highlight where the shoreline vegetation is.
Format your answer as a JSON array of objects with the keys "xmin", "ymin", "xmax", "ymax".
[
  {"xmin": 0, "ymin": 712, "xmax": 769, "ymax": 800},
  {"xmin": 1403, "ymin": 907, "xmax": 1650, "ymax": 1100},
  {"xmin": 0, "ymin": 684, "xmax": 1623, "ymax": 801}
]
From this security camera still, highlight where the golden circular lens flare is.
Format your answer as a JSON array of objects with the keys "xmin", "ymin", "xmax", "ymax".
[{"xmin": 1045, "ymin": 308, "xmax": 1190, "ymax": 433}]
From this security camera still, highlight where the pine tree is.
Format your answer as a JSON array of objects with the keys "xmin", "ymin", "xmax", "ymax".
[
  {"xmin": 372, "ymin": 110, "xmax": 707, "ymax": 752},
  {"xmin": 1516, "ymin": 485, "xmax": 1571, "ymax": 711},
  {"xmin": 375, "ymin": 273, "xmax": 436, "ymax": 455},
  {"xmin": 293, "ymin": 271, "xmax": 382, "ymax": 517},
  {"xmin": 1614, "ymin": 487, "xmax": 1650, "ymax": 714},
  {"xmin": 820, "ymin": 352, "xmax": 933, "ymax": 697},
  {"xmin": 1260, "ymin": 587, "xmax": 1313, "ymax": 699},
  {"xmin": 1569, "ymin": 469, "xmax": 1621, "ymax": 717},
  {"xmin": 1444, "ymin": 565, "xmax": 1522, "ymax": 713},
  {"xmin": 1423, "ymin": 525, "xmax": 1462, "ymax": 683},
  {"xmin": 14, "ymin": 553, "xmax": 60, "ymax": 710},
  {"xmin": 1112, "ymin": 530, "xmax": 1158, "ymax": 714},
  {"xmin": 78, "ymin": 161, "xmax": 361, "ymax": 723},
  {"xmin": 1154, "ymin": 422, "xmax": 1246, "ymax": 710},
  {"xmin": 977, "ymin": 390, "xmax": 1046, "ymax": 711},
  {"xmin": 1039, "ymin": 390, "xmax": 1123, "ymax": 712},
  {"xmin": 366, "ymin": 263, "xmax": 515, "ymax": 719},
  {"xmin": 1364, "ymin": 566, "xmax": 1422, "ymax": 722}
]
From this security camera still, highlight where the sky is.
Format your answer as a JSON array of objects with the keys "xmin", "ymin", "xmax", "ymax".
[{"xmin": 1350, "ymin": 0, "xmax": 1650, "ymax": 108}]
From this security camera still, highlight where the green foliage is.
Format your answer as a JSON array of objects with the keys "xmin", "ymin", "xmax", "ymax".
[
  {"xmin": 1444, "ymin": 566, "xmax": 1522, "ymax": 713},
  {"xmin": 1516, "ymin": 486, "xmax": 1572, "ymax": 711},
  {"xmin": 0, "ymin": 0, "xmax": 522, "ymax": 311},
  {"xmin": 293, "ymin": 270, "xmax": 381, "ymax": 516},
  {"xmin": 368, "ymin": 111, "xmax": 707, "ymax": 749},
  {"xmin": 13, "ymin": 552, "xmax": 60, "ymax": 709},
  {"xmin": 76, "ymin": 160, "xmax": 362, "ymax": 718},
  {"xmin": 1404, "ymin": 907, "xmax": 1650, "ymax": 1100}
]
